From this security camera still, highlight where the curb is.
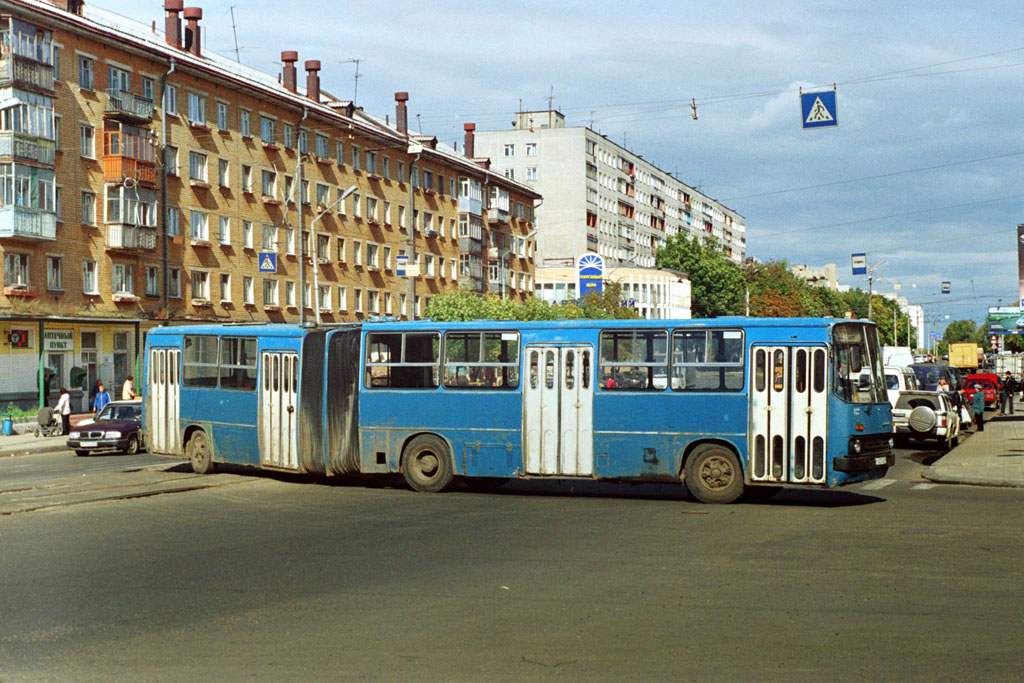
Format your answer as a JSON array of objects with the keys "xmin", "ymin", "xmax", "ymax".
[{"xmin": 922, "ymin": 468, "xmax": 1024, "ymax": 488}]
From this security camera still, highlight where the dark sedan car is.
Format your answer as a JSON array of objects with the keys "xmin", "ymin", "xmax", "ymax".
[{"xmin": 67, "ymin": 400, "xmax": 144, "ymax": 456}]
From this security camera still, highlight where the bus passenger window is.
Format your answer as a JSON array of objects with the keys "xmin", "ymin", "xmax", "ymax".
[
  {"xmin": 582, "ymin": 351, "xmax": 591, "ymax": 389},
  {"xmin": 530, "ymin": 350, "xmax": 539, "ymax": 390},
  {"xmin": 565, "ymin": 351, "xmax": 575, "ymax": 390},
  {"xmin": 545, "ymin": 350, "xmax": 555, "ymax": 389}
]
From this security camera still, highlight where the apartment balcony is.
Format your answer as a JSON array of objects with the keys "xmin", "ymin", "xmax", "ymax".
[
  {"xmin": 104, "ymin": 89, "xmax": 155, "ymax": 122},
  {"xmin": 0, "ymin": 206, "xmax": 57, "ymax": 241},
  {"xmin": 0, "ymin": 131, "xmax": 55, "ymax": 166},
  {"xmin": 0, "ymin": 53, "xmax": 54, "ymax": 94},
  {"xmin": 486, "ymin": 207, "xmax": 509, "ymax": 225},
  {"xmin": 103, "ymin": 155, "xmax": 156, "ymax": 187},
  {"xmin": 458, "ymin": 235, "xmax": 483, "ymax": 252},
  {"xmin": 106, "ymin": 224, "xmax": 157, "ymax": 251}
]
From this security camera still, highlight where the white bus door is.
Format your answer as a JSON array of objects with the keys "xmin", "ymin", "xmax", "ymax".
[
  {"xmin": 147, "ymin": 348, "xmax": 180, "ymax": 454},
  {"xmin": 750, "ymin": 345, "xmax": 828, "ymax": 484},
  {"xmin": 524, "ymin": 346, "xmax": 594, "ymax": 476},
  {"xmin": 260, "ymin": 351, "xmax": 299, "ymax": 470}
]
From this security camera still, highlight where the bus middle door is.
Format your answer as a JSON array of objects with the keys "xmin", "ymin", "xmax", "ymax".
[
  {"xmin": 523, "ymin": 345, "xmax": 594, "ymax": 477},
  {"xmin": 259, "ymin": 351, "xmax": 299, "ymax": 470}
]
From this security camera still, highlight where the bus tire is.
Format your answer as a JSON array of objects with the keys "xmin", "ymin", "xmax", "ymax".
[
  {"xmin": 402, "ymin": 435, "xmax": 454, "ymax": 493},
  {"xmin": 685, "ymin": 444, "xmax": 744, "ymax": 504},
  {"xmin": 186, "ymin": 430, "xmax": 216, "ymax": 475}
]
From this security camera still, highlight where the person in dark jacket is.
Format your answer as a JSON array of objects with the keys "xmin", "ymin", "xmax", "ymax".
[
  {"xmin": 971, "ymin": 384, "xmax": 986, "ymax": 431},
  {"xmin": 999, "ymin": 372, "xmax": 1017, "ymax": 416}
]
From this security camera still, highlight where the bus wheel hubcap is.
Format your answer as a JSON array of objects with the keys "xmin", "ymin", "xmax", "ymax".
[
  {"xmin": 702, "ymin": 456, "xmax": 732, "ymax": 490},
  {"xmin": 418, "ymin": 454, "xmax": 438, "ymax": 477}
]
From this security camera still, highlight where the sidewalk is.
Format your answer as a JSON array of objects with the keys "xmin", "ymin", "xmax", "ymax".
[
  {"xmin": 924, "ymin": 412, "xmax": 1024, "ymax": 487},
  {"xmin": 0, "ymin": 414, "xmax": 94, "ymax": 458}
]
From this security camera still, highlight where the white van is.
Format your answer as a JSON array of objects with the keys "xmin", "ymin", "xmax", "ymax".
[{"xmin": 884, "ymin": 365, "xmax": 920, "ymax": 408}]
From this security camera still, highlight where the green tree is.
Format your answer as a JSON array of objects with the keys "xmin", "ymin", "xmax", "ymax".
[
  {"xmin": 655, "ymin": 234, "xmax": 744, "ymax": 317},
  {"xmin": 423, "ymin": 282, "xmax": 639, "ymax": 322}
]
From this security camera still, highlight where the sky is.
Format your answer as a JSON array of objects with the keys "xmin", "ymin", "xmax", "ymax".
[{"xmin": 94, "ymin": 0, "xmax": 1024, "ymax": 335}]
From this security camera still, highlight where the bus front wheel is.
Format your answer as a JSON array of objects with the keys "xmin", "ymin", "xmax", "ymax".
[
  {"xmin": 186, "ymin": 430, "xmax": 216, "ymax": 475},
  {"xmin": 685, "ymin": 445, "xmax": 744, "ymax": 504},
  {"xmin": 402, "ymin": 435, "xmax": 454, "ymax": 493}
]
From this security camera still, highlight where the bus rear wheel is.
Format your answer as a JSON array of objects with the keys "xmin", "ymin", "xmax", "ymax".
[
  {"xmin": 186, "ymin": 430, "xmax": 216, "ymax": 475},
  {"xmin": 402, "ymin": 435, "xmax": 454, "ymax": 493},
  {"xmin": 685, "ymin": 445, "xmax": 744, "ymax": 504}
]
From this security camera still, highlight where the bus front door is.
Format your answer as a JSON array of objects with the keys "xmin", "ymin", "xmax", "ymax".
[
  {"xmin": 750, "ymin": 345, "xmax": 828, "ymax": 484},
  {"xmin": 147, "ymin": 348, "xmax": 180, "ymax": 454},
  {"xmin": 523, "ymin": 346, "xmax": 594, "ymax": 476},
  {"xmin": 260, "ymin": 351, "xmax": 299, "ymax": 470}
]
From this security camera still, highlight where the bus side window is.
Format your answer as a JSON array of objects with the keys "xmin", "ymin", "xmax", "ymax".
[{"xmin": 530, "ymin": 350, "xmax": 539, "ymax": 389}]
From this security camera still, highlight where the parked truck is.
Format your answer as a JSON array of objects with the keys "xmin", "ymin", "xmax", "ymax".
[
  {"xmin": 994, "ymin": 353, "xmax": 1024, "ymax": 378},
  {"xmin": 949, "ymin": 343, "xmax": 981, "ymax": 369}
]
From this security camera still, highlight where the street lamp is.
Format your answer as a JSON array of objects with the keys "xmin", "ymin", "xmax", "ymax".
[{"xmin": 309, "ymin": 184, "xmax": 358, "ymax": 326}]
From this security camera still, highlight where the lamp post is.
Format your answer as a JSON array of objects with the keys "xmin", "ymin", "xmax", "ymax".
[{"xmin": 308, "ymin": 184, "xmax": 358, "ymax": 326}]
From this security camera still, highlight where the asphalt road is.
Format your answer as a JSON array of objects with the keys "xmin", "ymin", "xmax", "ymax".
[{"xmin": 1, "ymin": 445, "xmax": 1022, "ymax": 681}]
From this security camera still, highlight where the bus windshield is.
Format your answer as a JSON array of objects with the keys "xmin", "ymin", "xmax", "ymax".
[{"xmin": 832, "ymin": 323, "xmax": 885, "ymax": 404}]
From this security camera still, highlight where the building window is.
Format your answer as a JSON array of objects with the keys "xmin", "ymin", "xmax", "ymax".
[
  {"xmin": 79, "ymin": 124, "xmax": 94, "ymax": 157},
  {"xmin": 242, "ymin": 220, "xmax": 253, "ymax": 249},
  {"xmin": 145, "ymin": 266, "xmax": 158, "ymax": 296},
  {"xmin": 55, "ymin": 186, "xmax": 63, "ymax": 222},
  {"xmin": 165, "ymin": 145, "xmax": 178, "ymax": 175},
  {"xmin": 261, "ymin": 224, "xmax": 276, "ymax": 250},
  {"xmin": 424, "ymin": 253, "xmax": 435, "ymax": 277},
  {"xmin": 382, "ymin": 156, "xmax": 390, "ymax": 180},
  {"xmin": 284, "ymin": 280, "xmax": 295, "ymax": 307},
  {"xmin": 503, "ymin": 168, "xmax": 514, "ymax": 180},
  {"xmin": 353, "ymin": 288, "xmax": 362, "ymax": 313},
  {"xmin": 366, "ymin": 243, "xmax": 378, "ymax": 268},
  {"xmin": 262, "ymin": 279, "xmax": 278, "ymax": 305},
  {"xmin": 241, "ymin": 165, "xmax": 252, "ymax": 193},
  {"xmin": 187, "ymin": 92, "xmax": 205, "ymax": 125},
  {"xmin": 336, "ymin": 237, "xmax": 346, "ymax": 262},
  {"xmin": 315, "ymin": 134, "xmax": 329, "ymax": 159},
  {"xmin": 164, "ymin": 84, "xmax": 177, "ymax": 114},
  {"xmin": 284, "ymin": 228, "xmax": 295, "ymax": 255},
  {"xmin": 298, "ymin": 129, "xmax": 308, "ymax": 154},
  {"xmin": 316, "ymin": 234, "xmax": 329, "ymax": 261},
  {"xmin": 167, "ymin": 206, "xmax": 180, "ymax": 236},
  {"xmin": 260, "ymin": 116, "xmax": 275, "ymax": 144},
  {"xmin": 3, "ymin": 253, "xmax": 29, "ymax": 287},
  {"xmin": 81, "ymin": 191, "xmax": 95, "ymax": 224},
  {"xmin": 352, "ymin": 146, "xmax": 360, "ymax": 171},
  {"xmin": 366, "ymin": 151, "xmax": 377, "ymax": 175},
  {"xmin": 189, "ymin": 151, "xmax": 207, "ymax": 182},
  {"xmin": 283, "ymin": 123, "xmax": 293, "ymax": 149},
  {"xmin": 217, "ymin": 158, "xmax": 229, "ymax": 187},
  {"xmin": 82, "ymin": 259, "xmax": 97, "ymax": 294},
  {"xmin": 337, "ymin": 285, "xmax": 347, "ymax": 310},
  {"xmin": 261, "ymin": 169, "xmax": 276, "ymax": 197},
  {"xmin": 78, "ymin": 56, "xmax": 93, "ymax": 89},
  {"xmin": 316, "ymin": 183, "xmax": 329, "ymax": 208},
  {"xmin": 218, "ymin": 216, "xmax": 231, "ymax": 244},
  {"xmin": 504, "ymin": 143, "xmax": 514, "ymax": 157},
  {"xmin": 219, "ymin": 273, "xmax": 231, "ymax": 302},
  {"xmin": 367, "ymin": 290, "xmax": 379, "ymax": 314},
  {"xmin": 526, "ymin": 167, "xmax": 538, "ymax": 181},
  {"xmin": 240, "ymin": 109, "xmax": 251, "ymax": 137},
  {"xmin": 112, "ymin": 263, "xmax": 134, "ymax": 295},
  {"xmin": 45, "ymin": 255, "xmax": 62, "ymax": 290},
  {"xmin": 243, "ymin": 276, "xmax": 254, "ymax": 304},
  {"xmin": 525, "ymin": 142, "xmax": 536, "ymax": 156},
  {"xmin": 189, "ymin": 211, "xmax": 208, "ymax": 240},
  {"xmin": 191, "ymin": 270, "xmax": 209, "ymax": 300},
  {"xmin": 168, "ymin": 268, "xmax": 181, "ymax": 298},
  {"xmin": 317, "ymin": 285, "xmax": 330, "ymax": 310},
  {"xmin": 366, "ymin": 196, "xmax": 378, "ymax": 221},
  {"xmin": 335, "ymin": 140, "xmax": 344, "ymax": 165},
  {"xmin": 216, "ymin": 101, "xmax": 228, "ymax": 128},
  {"xmin": 353, "ymin": 240, "xmax": 362, "ymax": 266}
]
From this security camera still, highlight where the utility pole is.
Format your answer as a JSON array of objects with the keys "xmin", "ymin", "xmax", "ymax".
[{"xmin": 296, "ymin": 107, "xmax": 308, "ymax": 325}]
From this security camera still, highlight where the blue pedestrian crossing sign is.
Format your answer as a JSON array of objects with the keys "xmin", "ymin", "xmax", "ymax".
[
  {"xmin": 801, "ymin": 90, "xmax": 837, "ymax": 129},
  {"xmin": 258, "ymin": 252, "xmax": 277, "ymax": 273}
]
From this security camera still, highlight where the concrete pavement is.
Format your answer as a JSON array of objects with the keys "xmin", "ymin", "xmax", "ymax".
[
  {"xmin": 924, "ymin": 412, "xmax": 1024, "ymax": 488},
  {"xmin": 0, "ymin": 414, "xmax": 92, "ymax": 458}
]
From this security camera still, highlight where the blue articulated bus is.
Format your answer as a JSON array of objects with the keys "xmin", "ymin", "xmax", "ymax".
[{"xmin": 143, "ymin": 317, "xmax": 894, "ymax": 503}]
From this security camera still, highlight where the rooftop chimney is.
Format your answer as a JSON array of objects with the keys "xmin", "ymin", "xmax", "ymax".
[
  {"xmin": 395, "ymin": 92, "xmax": 409, "ymax": 135},
  {"xmin": 463, "ymin": 123, "xmax": 476, "ymax": 158},
  {"xmin": 50, "ymin": 0, "xmax": 85, "ymax": 15},
  {"xmin": 281, "ymin": 51, "xmax": 298, "ymax": 93},
  {"xmin": 305, "ymin": 60, "xmax": 321, "ymax": 102},
  {"xmin": 183, "ymin": 7, "xmax": 202, "ymax": 57},
  {"xmin": 164, "ymin": 0, "xmax": 182, "ymax": 49}
]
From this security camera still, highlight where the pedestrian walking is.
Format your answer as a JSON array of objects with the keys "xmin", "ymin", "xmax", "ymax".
[
  {"xmin": 54, "ymin": 387, "xmax": 72, "ymax": 436},
  {"xmin": 999, "ymin": 371, "xmax": 1017, "ymax": 416},
  {"xmin": 122, "ymin": 375, "xmax": 136, "ymax": 400},
  {"xmin": 92, "ymin": 382, "xmax": 111, "ymax": 416},
  {"xmin": 971, "ymin": 384, "xmax": 986, "ymax": 432}
]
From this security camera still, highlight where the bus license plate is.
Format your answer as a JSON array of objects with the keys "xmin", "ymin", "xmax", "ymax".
[
  {"xmin": 875, "ymin": 456, "xmax": 887, "ymax": 465},
  {"xmin": 81, "ymin": 441, "xmax": 98, "ymax": 447}
]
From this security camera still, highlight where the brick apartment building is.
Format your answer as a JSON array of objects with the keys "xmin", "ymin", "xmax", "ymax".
[{"xmin": 0, "ymin": 0, "xmax": 540, "ymax": 409}]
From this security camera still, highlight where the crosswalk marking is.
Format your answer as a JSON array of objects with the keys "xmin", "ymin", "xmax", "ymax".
[
  {"xmin": 860, "ymin": 479, "xmax": 896, "ymax": 490},
  {"xmin": 911, "ymin": 483, "xmax": 937, "ymax": 490}
]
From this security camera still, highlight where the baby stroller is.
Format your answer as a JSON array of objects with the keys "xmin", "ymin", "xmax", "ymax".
[{"xmin": 34, "ymin": 407, "xmax": 61, "ymax": 437}]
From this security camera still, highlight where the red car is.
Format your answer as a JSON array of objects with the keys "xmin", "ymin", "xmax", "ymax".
[{"xmin": 962, "ymin": 376, "xmax": 998, "ymax": 407}]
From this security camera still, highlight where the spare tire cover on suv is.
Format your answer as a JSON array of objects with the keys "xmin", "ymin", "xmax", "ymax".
[{"xmin": 908, "ymin": 405, "xmax": 937, "ymax": 433}]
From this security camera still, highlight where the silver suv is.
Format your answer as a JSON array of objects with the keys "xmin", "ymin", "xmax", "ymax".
[{"xmin": 892, "ymin": 391, "xmax": 961, "ymax": 451}]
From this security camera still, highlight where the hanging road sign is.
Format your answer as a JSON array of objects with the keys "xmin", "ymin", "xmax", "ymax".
[
  {"xmin": 258, "ymin": 252, "xmax": 277, "ymax": 273},
  {"xmin": 396, "ymin": 254, "xmax": 408, "ymax": 277},
  {"xmin": 851, "ymin": 253, "xmax": 867, "ymax": 275},
  {"xmin": 801, "ymin": 90, "xmax": 837, "ymax": 129},
  {"xmin": 941, "ymin": 281, "xmax": 951, "ymax": 294}
]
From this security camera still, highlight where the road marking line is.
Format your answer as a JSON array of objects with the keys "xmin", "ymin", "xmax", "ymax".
[
  {"xmin": 861, "ymin": 479, "xmax": 896, "ymax": 490},
  {"xmin": 912, "ymin": 483, "xmax": 937, "ymax": 490}
]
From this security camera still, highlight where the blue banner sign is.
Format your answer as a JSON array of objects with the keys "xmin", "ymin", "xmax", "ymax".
[
  {"xmin": 577, "ymin": 254, "xmax": 605, "ymax": 299},
  {"xmin": 801, "ymin": 90, "xmax": 838, "ymax": 129},
  {"xmin": 851, "ymin": 253, "xmax": 867, "ymax": 275},
  {"xmin": 258, "ymin": 252, "xmax": 277, "ymax": 273}
]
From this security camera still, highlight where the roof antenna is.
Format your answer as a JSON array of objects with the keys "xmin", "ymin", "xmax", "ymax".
[
  {"xmin": 340, "ymin": 58, "xmax": 363, "ymax": 105},
  {"xmin": 690, "ymin": 98, "xmax": 698, "ymax": 120},
  {"xmin": 229, "ymin": 6, "xmax": 241, "ymax": 63}
]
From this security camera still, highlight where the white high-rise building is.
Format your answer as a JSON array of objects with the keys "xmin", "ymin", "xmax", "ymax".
[{"xmin": 474, "ymin": 110, "xmax": 746, "ymax": 269}]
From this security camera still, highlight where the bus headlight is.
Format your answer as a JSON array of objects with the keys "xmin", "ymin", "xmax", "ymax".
[
  {"xmin": 852, "ymin": 440, "xmax": 862, "ymax": 454},
  {"xmin": 105, "ymin": 431, "xmax": 122, "ymax": 439},
  {"xmin": 889, "ymin": 438, "xmax": 895, "ymax": 449}
]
